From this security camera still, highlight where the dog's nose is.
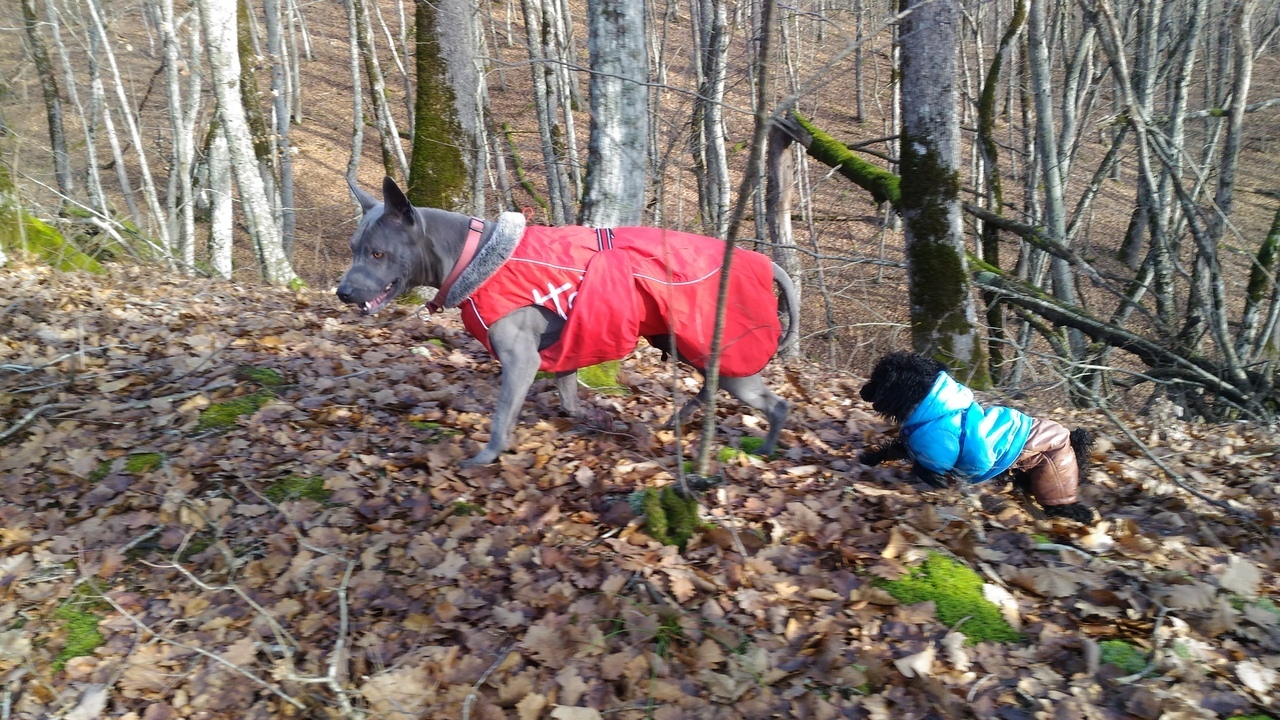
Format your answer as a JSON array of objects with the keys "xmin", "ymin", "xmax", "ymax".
[{"xmin": 336, "ymin": 285, "xmax": 354, "ymax": 304}]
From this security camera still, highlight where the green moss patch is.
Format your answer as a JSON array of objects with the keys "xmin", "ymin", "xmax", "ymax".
[
  {"xmin": 123, "ymin": 453, "xmax": 164, "ymax": 474},
  {"xmin": 2, "ymin": 213, "xmax": 106, "ymax": 275},
  {"xmin": 631, "ymin": 487, "xmax": 703, "ymax": 550},
  {"xmin": 197, "ymin": 390, "xmax": 273, "ymax": 430},
  {"xmin": 52, "ymin": 606, "xmax": 103, "ymax": 671},
  {"xmin": 409, "ymin": 420, "xmax": 461, "ymax": 440},
  {"xmin": 452, "ymin": 500, "xmax": 482, "ymax": 516},
  {"xmin": 233, "ymin": 365, "xmax": 284, "ymax": 387},
  {"xmin": 578, "ymin": 361, "xmax": 628, "ymax": 395},
  {"xmin": 717, "ymin": 437, "xmax": 769, "ymax": 462},
  {"xmin": 264, "ymin": 475, "xmax": 330, "ymax": 504},
  {"xmin": 1099, "ymin": 640, "xmax": 1148, "ymax": 674},
  {"xmin": 87, "ymin": 461, "xmax": 112, "ymax": 483},
  {"xmin": 879, "ymin": 553, "xmax": 1021, "ymax": 644}
]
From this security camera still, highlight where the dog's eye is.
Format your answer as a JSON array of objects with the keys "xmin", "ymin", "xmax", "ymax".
[{"xmin": 372, "ymin": 251, "xmax": 384, "ymax": 259}]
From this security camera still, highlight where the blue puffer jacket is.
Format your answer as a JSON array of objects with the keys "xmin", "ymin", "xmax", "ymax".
[{"xmin": 900, "ymin": 372, "xmax": 1033, "ymax": 483}]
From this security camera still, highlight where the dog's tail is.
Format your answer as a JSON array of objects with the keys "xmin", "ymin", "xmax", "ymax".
[
  {"xmin": 1069, "ymin": 428, "xmax": 1095, "ymax": 482},
  {"xmin": 772, "ymin": 263, "xmax": 800, "ymax": 352}
]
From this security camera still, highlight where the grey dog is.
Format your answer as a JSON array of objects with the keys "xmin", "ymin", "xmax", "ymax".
[{"xmin": 336, "ymin": 177, "xmax": 798, "ymax": 467}]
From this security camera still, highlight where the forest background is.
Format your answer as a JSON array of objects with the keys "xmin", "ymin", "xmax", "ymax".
[{"xmin": 2, "ymin": 0, "xmax": 1280, "ymax": 718}]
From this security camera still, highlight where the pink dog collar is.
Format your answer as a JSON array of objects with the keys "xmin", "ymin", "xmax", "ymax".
[{"xmin": 427, "ymin": 217, "xmax": 485, "ymax": 313}]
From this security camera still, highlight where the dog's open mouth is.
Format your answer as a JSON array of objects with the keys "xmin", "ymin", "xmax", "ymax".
[{"xmin": 361, "ymin": 280, "xmax": 399, "ymax": 315}]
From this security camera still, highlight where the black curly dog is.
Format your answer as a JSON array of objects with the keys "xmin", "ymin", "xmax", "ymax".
[{"xmin": 858, "ymin": 352, "xmax": 1095, "ymax": 522}]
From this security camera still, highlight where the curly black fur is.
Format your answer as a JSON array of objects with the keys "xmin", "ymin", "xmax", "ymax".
[
  {"xmin": 859, "ymin": 351, "xmax": 1097, "ymax": 523},
  {"xmin": 859, "ymin": 351, "xmax": 946, "ymax": 424}
]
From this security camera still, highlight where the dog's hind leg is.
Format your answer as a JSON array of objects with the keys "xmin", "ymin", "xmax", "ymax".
[
  {"xmin": 554, "ymin": 371, "xmax": 582, "ymax": 417},
  {"xmin": 720, "ymin": 374, "xmax": 789, "ymax": 456}
]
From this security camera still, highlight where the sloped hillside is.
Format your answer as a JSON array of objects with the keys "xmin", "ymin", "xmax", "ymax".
[{"xmin": 0, "ymin": 263, "xmax": 1277, "ymax": 720}]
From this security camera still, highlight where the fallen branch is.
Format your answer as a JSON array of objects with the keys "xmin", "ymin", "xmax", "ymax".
[
  {"xmin": 96, "ymin": 591, "xmax": 306, "ymax": 709},
  {"xmin": 0, "ymin": 403, "xmax": 76, "ymax": 444},
  {"xmin": 460, "ymin": 638, "xmax": 515, "ymax": 720}
]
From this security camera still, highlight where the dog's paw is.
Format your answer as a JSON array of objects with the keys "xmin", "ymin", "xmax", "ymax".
[
  {"xmin": 1042, "ymin": 502, "xmax": 1095, "ymax": 523},
  {"xmin": 858, "ymin": 448, "xmax": 888, "ymax": 466},
  {"xmin": 460, "ymin": 446, "xmax": 502, "ymax": 468}
]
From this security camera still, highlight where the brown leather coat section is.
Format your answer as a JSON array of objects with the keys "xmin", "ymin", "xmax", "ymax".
[{"xmin": 1012, "ymin": 418, "xmax": 1080, "ymax": 506}]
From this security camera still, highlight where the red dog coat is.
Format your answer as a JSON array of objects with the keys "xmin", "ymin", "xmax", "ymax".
[{"xmin": 458, "ymin": 226, "xmax": 782, "ymax": 377}]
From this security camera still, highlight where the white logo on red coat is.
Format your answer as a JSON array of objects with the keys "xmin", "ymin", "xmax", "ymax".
[{"xmin": 531, "ymin": 280, "xmax": 581, "ymax": 319}]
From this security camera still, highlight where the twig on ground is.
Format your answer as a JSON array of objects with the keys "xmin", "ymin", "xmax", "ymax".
[
  {"xmin": 1033, "ymin": 543, "xmax": 1094, "ymax": 559},
  {"xmin": 460, "ymin": 637, "xmax": 515, "ymax": 720},
  {"xmin": 95, "ymin": 591, "xmax": 306, "ymax": 709},
  {"xmin": 0, "ymin": 403, "xmax": 76, "ymax": 443},
  {"xmin": 117, "ymin": 527, "xmax": 162, "ymax": 556},
  {"xmin": 967, "ymin": 673, "xmax": 996, "ymax": 702},
  {"xmin": 156, "ymin": 560, "xmax": 299, "ymax": 659}
]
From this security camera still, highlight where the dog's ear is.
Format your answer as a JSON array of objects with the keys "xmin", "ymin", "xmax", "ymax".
[
  {"xmin": 382, "ymin": 176, "xmax": 415, "ymax": 224},
  {"xmin": 347, "ymin": 176, "xmax": 378, "ymax": 214}
]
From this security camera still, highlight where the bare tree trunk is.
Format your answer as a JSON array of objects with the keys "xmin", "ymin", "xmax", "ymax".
[
  {"xmin": 45, "ymin": 0, "xmax": 106, "ymax": 214},
  {"xmin": 695, "ymin": 0, "xmax": 731, "ymax": 237},
  {"xmin": 206, "ymin": 124, "xmax": 234, "ymax": 278},
  {"xmin": 201, "ymin": 0, "xmax": 298, "ymax": 286},
  {"xmin": 544, "ymin": 0, "xmax": 581, "ymax": 203},
  {"xmin": 343, "ymin": 0, "xmax": 363, "ymax": 185},
  {"xmin": 86, "ymin": 0, "xmax": 172, "ymax": 253},
  {"xmin": 695, "ymin": 0, "xmax": 775, "ymax": 475},
  {"xmin": 899, "ymin": 0, "xmax": 987, "ymax": 381},
  {"xmin": 87, "ymin": 24, "xmax": 143, "ymax": 229},
  {"xmin": 1028, "ymin": 0, "xmax": 1084, "ymax": 358},
  {"xmin": 263, "ymin": 0, "xmax": 296, "ymax": 256},
  {"xmin": 159, "ymin": 0, "xmax": 198, "ymax": 268},
  {"xmin": 520, "ymin": 0, "xmax": 568, "ymax": 224},
  {"xmin": 579, "ymin": 0, "xmax": 649, "ymax": 227},
  {"xmin": 352, "ymin": 0, "xmax": 409, "ymax": 182},
  {"xmin": 766, "ymin": 125, "xmax": 803, "ymax": 358},
  {"xmin": 21, "ymin": 0, "xmax": 73, "ymax": 202},
  {"xmin": 976, "ymin": 0, "xmax": 1025, "ymax": 380},
  {"xmin": 854, "ymin": 0, "xmax": 865, "ymax": 122}
]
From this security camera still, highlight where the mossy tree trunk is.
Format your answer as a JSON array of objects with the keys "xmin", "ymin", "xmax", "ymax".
[
  {"xmin": 898, "ymin": 0, "xmax": 987, "ymax": 385},
  {"xmin": 407, "ymin": 0, "xmax": 477, "ymax": 212}
]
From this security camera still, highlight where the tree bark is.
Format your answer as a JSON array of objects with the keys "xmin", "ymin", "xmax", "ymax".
[
  {"xmin": 579, "ymin": 0, "xmax": 649, "ymax": 227},
  {"xmin": 766, "ymin": 124, "xmax": 803, "ymax": 358},
  {"xmin": 263, "ymin": 0, "xmax": 297, "ymax": 256},
  {"xmin": 898, "ymin": 0, "xmax": 987, "ymax": 382},
  {"xmin": 408, "ymin": 0, "xmax": 481, "ymax": 213},
  {"xmin": 20, "ymin": 0, "xmax": 73, "ymax": 202},
  {"xmin": 693, "ymin": 0, "xmax": 730, "ymax": 237},
  {"xmin": 206, "ymin": 124, "xmax": 234, "ymax": 278},
  {"xmin": 200, "ymin": 0, "xmax": 298, "ymax": 286},
  {"xmin": 520, "ymin": 0, "xmax": 568, "ymax": 224},
  {"xmin": 352, "ymin": 0, "xmax": 410, "ymax": 182},
  {"xmin": 158, "ymin": 0, "xmax": 199, "ymax": 268},
  {"xmin": 86, "ymin": 0, "xmax": 172, "ymax": 253}
]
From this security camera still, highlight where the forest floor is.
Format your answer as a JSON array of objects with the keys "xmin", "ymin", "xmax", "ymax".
[{"xmin": 1, "ymin": 262, "xmax": 1278, "ymax": 719}]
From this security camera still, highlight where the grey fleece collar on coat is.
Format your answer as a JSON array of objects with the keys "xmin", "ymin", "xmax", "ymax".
[{"xmin": 442, "ymin": 211, "xmax": 526, "ymax": 308}]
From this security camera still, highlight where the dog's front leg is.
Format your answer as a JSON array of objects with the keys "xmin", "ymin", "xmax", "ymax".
[{"xmin": 462, "ymin": 311, "xmax": 546, "ymax": 467}]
